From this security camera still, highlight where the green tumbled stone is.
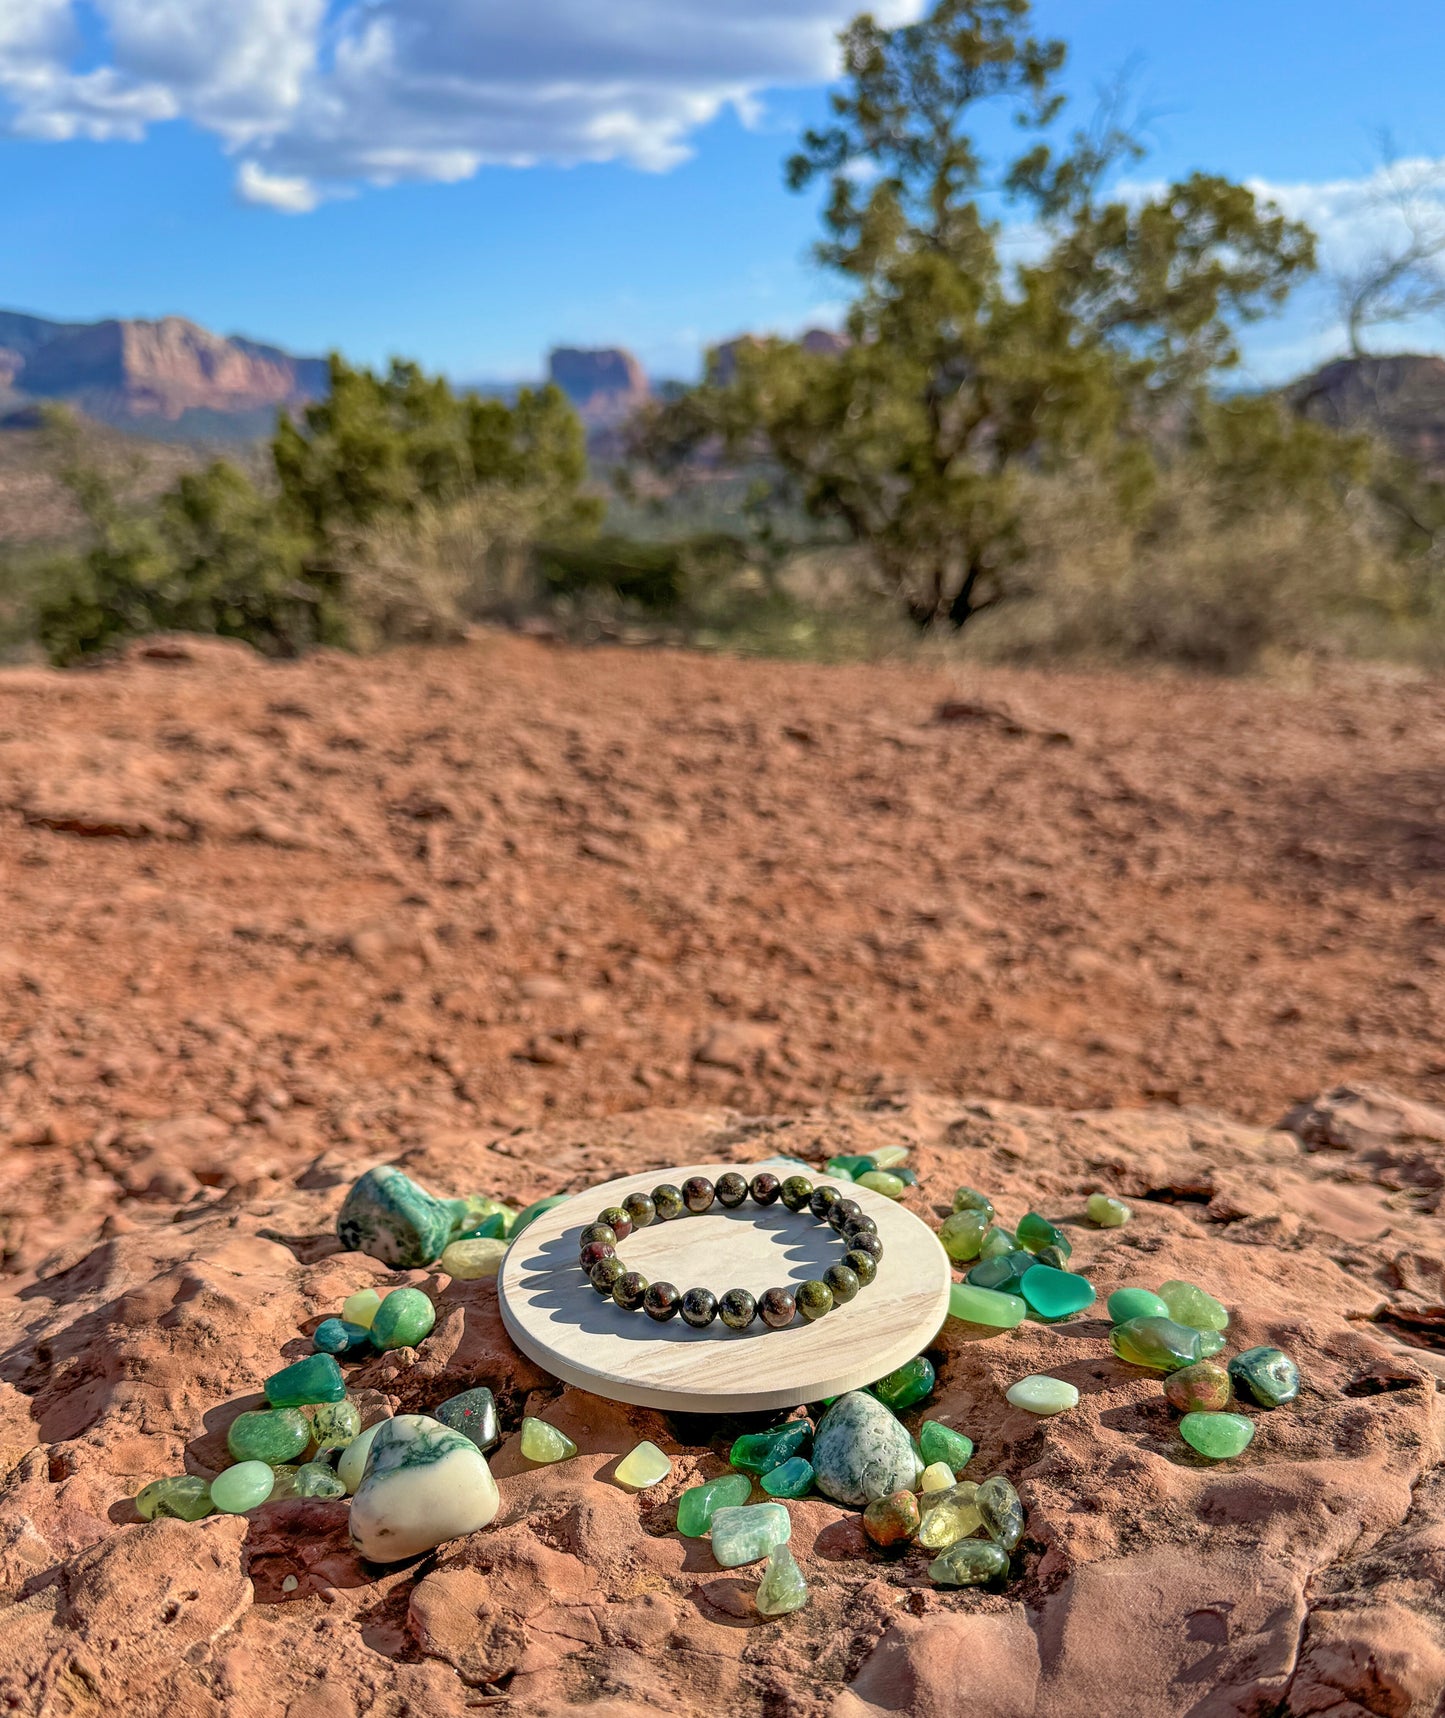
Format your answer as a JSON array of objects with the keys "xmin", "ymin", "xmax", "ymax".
[
  {"xmin": 1107, "ymin": 1287, "xmax": 1171, "ymax": 1324},
  {"xmin": 755, "ymin": 1544, "xmax": 810, "ymax": 1616},
  {"xmin": 1087, "ymin": 1193, "xmax": 1132, "ymax": 1227},
  {"xmin": 310, "ymin": 1398, "xmax": 363, "ymax": 1451},
  {"xmin": 266, "ymin": 1465, "xmax": 302, "ymax": 1499},
  {"xmin": 938, "ymin": 1210, "xmax": 990, "ymax": 1261},
  {"xmin": 977, "ymin": 1473, "xmax": 1025, "ymax": 1550},
  {"xmin": 709, "ymin": 1501, "xmax": 791, "ymax": 1567},
  {"xmin": 1019, "ymin": 1264, "xmax": 1097, "ymax": 1320},
  {"xmin": 929, "ymin": 1538, "xmax": 1009, "ymax": 1586},
  {"xmin": 1015, "ymin": 1212, "xmax": 1072, "ymax": 1258},
  {"xmin": 1109, "ymin": 1316, "xmax": 1204, "ymax": 1373},
  {"xmin": 977, "ymin": 1225, "xmax": 1016, "ymax": 1258},
  {"xmin": 434, "ymin": 1387, "xmax": 499, "ymax": 1452},
  {"xmin": 797, "ymin": 1280, "xmax": 834, "ymax": 1321},
  {"xmin": 291, "ymin": 1460, "xmax": 348, "ymax": 1499},
  {"xmin": 917, "ymin": 1481, "xmax": 981, "ymax": 1549},
  {"xmin": 918, "ymin": 1420, "xmax": 974, "ymax": 1473},
  {"xmin": 827, "ymin": 1154, "xmax": 877, "ymax": 1180},
  {"xmin": 508, "ymin": 1193, "xmax": 568, "ymax": 1239},
  {"xmin": 520, "ymin": 1417, "xmax": 577, "ymax": 1463},
  {"xmin": 731, "ymin": 1419, "xmax": 811, "ymax": 1475},
  {"xmin": 136, "ymin": 1474, "xmax": 213, "ymax": 1521},
  {"xmin": 871, "ymin": 1356, "xmax": 935, "ymax": 1412},
  {"xmin": 369, "ymin": 1287, "xmax": 436, "ymax": 1352},
  {"xmin": 760, "ymin": 1456, "xmax": 815, "ymax": 1499},
  {"xmin": 869, "ymin": 1145, "xmax": 909, "ymax": 1170},
  {"xmin": 227, "ymin": 1408, "xmax": 310, "ymax": 1465},
  {"xmin": 615, "ymin": 1441, "xmax": 672, "ymax": 1488},
  {"xmin": 342, "ymin": 1288, "xmax": 382, "ymax": 1329},
  {"xmin": 313, "ymin": 1318, "xmax": 372, "ymax": 1356},
  {"xmin": 862, "ymin": 1489, "xmax": 921, "ymax": 1547},
  {"xmin": 967, "ymin": 1250, "xmax": 1035, "ymax": 1295},
  {"xmin": 1164, "ymin": 1360, "xmax": 1233, "ymax": 1414},
  {"xmin": 948, "ymin": 1282, "xmax": 1027, "ymax": 1328},
  {"xmin": 1158, "ymin": 1280, "xmax": 1229, "ymax": 1332},
  {"xmin": 455, "ymin": 1210, "xmax": 507, "ymax": 1241},
  {"xmin": 951, "ymin": 1187, "xmax": 996, "ymax": 1221},
  {"xmin": 265, "ymin": 1353, "xmax": 345, "ymax": 1408},
  {"xmin": 336, "ymin": 1164, "xmax": 469, "ymax": 1268},
  {"xmin": 338, "ymin": 1420, "xmax": 387, "ymax": 1494},
  {"xmin": 1196, "ymin": 1329, "xmax": 1227, "ymax": 1358},
  {"xmin": 209, "ymin": 1460, "xmax": 276, "ymax": 1514},
  {"xmin": 1034, "ymin": 1245, "xmax": 1071, "ymax": 1272},
  {"xmin": 1180, "ymin": 1411, "xmax": 1255, "ymax": 1459},
  {"xmin": 677, "ymin": 1472, "xmax": 752, "ymax": 1536},
  {"xmin": 857, "ymin": 1170, "xmax": 906, "ymax": 1199},
  {"xmin": 1228, "ymin": 1346, "xmax": 1301, "ymax": 1408},
  {"xmin": 1005, "ymin": 1375, "xmax": 1079, "ymax": 1415}
]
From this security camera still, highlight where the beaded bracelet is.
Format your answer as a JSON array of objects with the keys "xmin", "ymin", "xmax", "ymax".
[{"xmin": 578, "ymin": 1171, "xmax": 883, "ymax": 1332}]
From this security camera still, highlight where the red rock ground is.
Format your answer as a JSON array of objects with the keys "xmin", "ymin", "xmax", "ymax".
[{"xmin": 1, "ymin": 633, "xmax": 1443, "ymax": 1716}]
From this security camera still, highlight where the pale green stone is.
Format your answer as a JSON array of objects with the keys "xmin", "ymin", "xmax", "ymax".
[
  {"xmin": 136, "ymin": 1475, "xmax": 213, "ymax": 1521},
  {"xmin": 338, "ymin": 1420, "xmax": 388, "ymax": 1494},
  {"xmin": 929, "ymin": 1539, "xmax": 1009, "ymax": 1586},
  {"xmin": 342, "ymin": 1288, "xmax": 382, "ymax": 1329},
  {"xmin": 919, "ymin": 1461, "xmax": 955, "ymax": 1492},
  {"xmin": 226, "ymin": 1407, "xmax": 309, "ymax": 1465},
  {"xmin": 869, "ymin": 1145, "xmax": 910, "ymax": 1170},
  {"xmin": 291, "ymin": 1461, "xmax": 348, "ymax": 1499},
  {"xmin": 1005, "ymin": 1375, "xmax": 1079, "ymax": 1416},
  {"xmin": 209, "ymin": 1461, "xmax": 275, "ymax": 1514},
  {"xmin": 311, "ymin": 1398, "xmax": 362, "ymax": 1451},
  {"xmin": 1086, "ymin": 1193, "xmax": 1131, "ymax": 1227},
  {"xmin": 755, "ymin": 1544, "xmax": 809, "ymax": 1616},
  {"xmin": 948, "ymin": 1282, "xmax": 1027, "ymax": 1328},
  {"xmin": 520, "ymin": 1417, "xmax": 578, "ymax": 1463},
  {"xmin": 440, "ymin": 1237, "xmax": 508, "ymax": 1279},
  {"xmin": 614, "ymin": 1441, "xmax": 671, "ymax": 1488},
  {"xmin": 1180, "ymin": 1411, "xmax": 1255, "ymax": 1459},
  {"xmin": 709, "ymin": 1501, "xmax": 791, "ymax": 1567},
  {"xmin": 977, "ymin": 1226, "xmax": 1015, "ymax": 1258},
  {"xmin": 1158, "ymin": 1280, "xmax": 1229, "ymax": 1332},
  {"xmin": 917, "ymin": 1481, "xmax": 982, "ymax": 1550},
  {"xmin": 857, "ymin": 1170, "xmax": 906, "ymax": 1198},
  {"xmin": 939, "ymin": 1210, "xmax": 989, "ymax": 1261},
  {"xmin": 977, "ymin": 1473, "xmax": 1025, "ymax": 1549},
  {"xmin": 1107, "ymin": 1287, "xmax": 1171, "ymax": 1323}
]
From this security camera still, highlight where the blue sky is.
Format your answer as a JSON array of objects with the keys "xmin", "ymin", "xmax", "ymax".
[{"xmin": 2, "ymin": 0, "xmax": 1443, "ymax": 384}]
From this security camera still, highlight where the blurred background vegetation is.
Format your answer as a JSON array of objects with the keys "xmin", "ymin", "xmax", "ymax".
[{"xmin": 4, "ymin": 0, "xmax": 1444, "ymax": 675}]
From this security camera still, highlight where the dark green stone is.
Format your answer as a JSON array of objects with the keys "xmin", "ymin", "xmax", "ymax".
[
  {"xmin": 730, "ymin": 1419, "xmax": 811, "ymax": 1475},
  {"xmin": 797, "ymin": 1280, "xmax": 833, "ymax": 1321},
  {"xmin": 1015, "ymin": 1212, "xmax": 1072, "ymax": 1258},
  {"xmin": 952, "ymin": 1187, "xmax": 996, "ymax": 1221},
  {"xmin": 719, "ymin": 1288, "xmax": 757, "ymax": 1330},
  {"xmin": 1228, "ymin": 1346, "xmax": 1301, "ymax": 1408},
  {"xmin": 313, "ymin": 1318, "xmax": 372, "ymax": 1356},
  {"xmin": 824, "ymin": 1263, "xmax": 861, "ymax": 1304},
  {"xmin": 779, "ymin": 1175, "xmax": 814, "ymax": 1212},
  {"xmin": 680, "ymin": 1287, "xmax": 717, "ymax": 1327},
  {"xmin": 457, "ymin": 1211, "xmax": 507, "ymax": 1241},
  {"xmin": 760, "ymin": 1456, "xmax": 814, "ymax": 1499},
  {"xmin": 590, "ymin": 1257, "xmax": 625, "ymax": 1295},
  {"xmin": 872, "ymin": 1355, "xmax": 935, "ymax": 1412},
  {"xmin": 623, "ymin": 1192, "xmax": 656, "ymax": 1227},
  {"xmin": 652, "ymin": 1184, "xmax": 685, "ymax": 1221},
  {"xmin": 265, "ymin": 1353, "xmax": 345, "ymax": 1408},
  {"xmin": 844, "ymin": 1249, "xmax": 878, "ymax": 1287},
  {"xmin": 967, "ymin": 1250, "xmax": 1035, "ymax": 1295},
  {"xmin": 227, "ymin": 1407, "xmax": 310, "ymax": 1465},
  {"xmin": 827, "ymin": 1154, "xmax": 877, "ymax": 1179},
  {"xmin": 434, "ymin": 1386, "xmax": 500, "ymax": 1451}
]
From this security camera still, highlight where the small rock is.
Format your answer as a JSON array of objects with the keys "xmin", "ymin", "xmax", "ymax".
[{"xmin": 349, "ymin": 1415, "xmax": 499, "ymax": 1562}]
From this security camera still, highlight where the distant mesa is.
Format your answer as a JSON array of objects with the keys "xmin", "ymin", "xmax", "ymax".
[
  {"xmin": 710, "ymin": 327, "xmax": 849, "ymax": 385},
  {"xmin": 547, "ymin": 346, "xmax": 651, "ymax": 429},
  {"xmin": 1288, "ymin": 352, "xmax": 1445, "ymax": 478}
]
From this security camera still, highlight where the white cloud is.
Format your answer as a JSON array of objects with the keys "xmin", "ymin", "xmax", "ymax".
[
  {"xmin": 0, "ymin": 0, "xmax": 927, "ymax": 208},
  {"xmin": 1247, "ymin": 158, "xmax": 1445, "ymax": 273}
]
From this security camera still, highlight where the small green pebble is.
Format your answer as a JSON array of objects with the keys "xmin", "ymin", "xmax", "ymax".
[
  {"xmin": 977, "ymin": 1473, "xmax": 1026, "ymax": 1550},
  {"xmin": 857, "ymin": 1170, "xmax": 906, "ymax": 1199},
  {"xmin": 1015, "ymin": 1212, "xmax": 1072, "ymax": 1258},
  {"xmin": 1180, "ymin": 1411, "xmax": 1255, "ymax": 1459},
  {"xmin": 760, "ymin": 1457, "xmax": 815, "ymax": 1499},
  {"xmin": 754, "ymin": 1543, "xmax": 810, "ymax": 1615},
  {"xmin": 265, "ymin": 1353, "xmax": 345, "ymax": 1408},
  {"xmin": 709, "ymin": 1501, "xmax": 791, "ymax": 1567},
  {"xmin": 1019, "ymin": 1264, "xmax": 1097, "ymax": 1320},
  {"xmin": 951, "ymin": 1187, "xmax": 996, "ymax": 1221},
  {"xmin": 1005, "ymin": 1375, "xmax": 1079, "ymax": 1415},
  {"xmin": 615, "ymin": 1441, "xmax": 672, "ymax": 1488},
  {"xmin": 977, "ymin": 1225, "xmax": 1015, "ymax": 1258},
  {"xmin": 369, "ymin": 1286, "xmax": 436, "ymax": 1351},
  {"xmin": 871, "ymin": 1355, "xmax": 935, "ymax": 1411},
  {"xmin": 209, "ymin": 1461, "xmax": 275, "ymax": 1514},
  {"xmin": 1158, "ymin": 1279, "xmax": 1229, "ymax": 1332},
  {"xmin": 966, "ymin": 1250, "xmax": 1035, "ymax": 1295},
  {"xmin": 929, "ymin": 1538, "xmax": 1009, "ymax": 1586},
  {"xmin": 893, "ymin": 1167, "xmax": 919, "ymax": 1187},
  {"xmin": 1086, "ymin": 1193, "xmax": 1131, "ymax": 1227},
  {"xmin": 938, "ymin": 1210, "xmax": 990, "ymax": 1261},
  {"xmin": 948, "ymin": 1282, "xmax": 1027, "ymax": 1328},
  {"xmin": 827, "ymin": 1154, "xmax": 877, "ymax": 1180},
  {"xmin": 520, "ymin": 1417, "xmax": 577, "ymax": 1463},
  {"xmin": 310, "ymin": 1398, "xmax": 362, "ymax": 1451},
  {"xmin": 1228, "ymin": 1346, "xmax": 1301, "ymax": 1408},
  {"xmin": 918, "ymin": 1421, "xmax": 974, "ymax": 1472},
  {"xmin": 677, "ymin": 1472, "xmax": 752, "ymax": 1537},
  {"xmin": 136, "ymin": 1475, "xmax": 213, "ymax": 1521},
  {"xmin": 227, "ymin": 1408, "xmax": 310, "ymax": 1465},
  {"xmin": 291, "ymin": 1461, "xmax": 348, "ymax": 1499},
  {"xmin": 1109, "ymin": 1315, "xmax": 1205, "ymax": 1373},
  {"xmin": 313, "ymin": 1317, "xmax": 372, "ymax": 1356},
  {"xmin": 508, "ymin": 1193, "xmax": 569, "ymax": 1239},
  {"xmin": 1107, "ymin": 1286, "xmax": 1171, "ymax": 1324},
  {"xmin": 341, "ymin": 1288, "xmax": 382, "ymax": 1329},
  {"xmin": 455, "ymin": 1211, "xmax": 507, "ymax": 1240},
  {"xmin": 731, "ymin": 1420, "xmax": 811, "ymax": 1475},
  {"xmin": 869, "ymin": 1145, "xmax": 909, "ymax": 1170}
]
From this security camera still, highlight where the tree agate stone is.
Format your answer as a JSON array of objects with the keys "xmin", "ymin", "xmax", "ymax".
[
  {"xmin": 755, "ymin": 1544, "xmax": 810, "ymax": 1616},
  {"xmin": 227, "ymin": 1407, "xmax": 310, "ymax": 1465},
  {"xmin": 1087, "ymin": 1193, "xmax": 1131, "ymax": 1227},
  {"xmin": 677, "ymin": 1472, "xmax": 752, "ymax": 1536},
  {"xmin": 939, "ymin": 1210, "xmax": 989, "ymax": 1261},
  {"xmin": 1164, "ymin": 1361, "xmax": 1233, "ymax": 1414},
  {"xmin": 349, "ymin": 1414, "xmax": 500, "ymax": 1562},
  {"xmin": 760, "ymin": 1457, "xmax": 814, "ymax": 1499},
  {"xmin": 967, "ymin": 1251, "xmax": 1035, "ymax": 1295},
  {"xmin": 813, "ymin": 1391, "xmax": 922, "ymax": 1505},
  {"xmin": 919, "ymin": 1461, "xmax": 955, "ymax": 1492},
  {"xmin": 265, "ymin": 1353, "xmax": 345, "ymax": 1408},
  {"xmin": 291, "ymin": 1461, "xmax": 348, "ymax": 1499},
  {"xmin": 434, "ymin": 1387, "xmax": 499, "ymax": 1452},
  {"xmin": 1229, "ymin": 1346, "xmax": 1301, "ymax": 1407},
  {"xmin": 871, "ymin": 1355, "xmax": 935, "ymax": 1412},
  {"xmin": 440, "ymin": 1236, "xmax": 508, "ymax": 1279},
  {"xmin": 709, "ymin": 1502, "xmax": 791, "ymax": 1567},
  {"xmin": 369, "ymin": 1287, "xmax": 436, "ymax": 1351},
  {"xmin": 1109, "ymin": 1316, "xmax": 1205, "ymax": 1373},
  {"xmin": 336, "ymin": 1164, "xmax": 471, "ymax": 1267},
  {"xmin": 731, "ymin": 1420, "xmax": 811, "ymax": 1475},
  {"xmin": 615, "ymin": 1441, "xmax": 672, "ymax": 1488},
  {"xmin": 136, "ymin": 1474, "xmax": 213, "ymax": 1521},
  {"xmin": 1180, "ymin": 1410, "xmax": 1255, "ymax": 1458},
  {"xmin": 1019, "ymin": 1265, "xmax": 1097, "ymax": 1320},
  {"xmin": 929, "ymin": 1539, "xmax": 1009, "ymax": 1586},
  {"xmin": 863, "ymin": 1489, "xmax": 920, "ymax": 1547},
  {"xmin": 857, "ymin": 1170, "xmax": 906, "ymax": 1199},
  {"xmin": 1159, "ymin": 1280, "xmax": 1229, "ymax": 1331},
  {"xmin": 917, "ymin": 1481, "xmax": 982, "ymax": 1549},
  {"xmin": 209, "ymin": 1461, "xmax": 276, "ymax": 1514},
  {"xmin": 509, "ymin": 1193, "xmax": 568, "ymax": 1238},
  {"xmin": 313, "ymin": 1317, "xmax": 372, "ymax": 1356},
  {"xmin": 342, "ymin": 1287, "xmax": 382, "ymax": 1329},
  {"xmin": 1015, "ymin": 1212, "xmax": 1071, "ymax": 1258},
  {"xmin": 1006, "ymin": 1375, "xmax": 1079, "ymax": 1416},
  {"xmin": 520, "ymin": 1417, "xmax": 577, "ymax": 1463},
  {"xmin": 919, "ymin": 1421, "xmax": 974, "ymax": 1473},
  {"xmin": 948, "ymin": 1282, "xmax": 1027, "ymax": 1328},
  {"xmin": 1107, "ymin": 1287, "xmax": 1171, "ymax": 1324},
  {"xmin": 977, "ymin": 1225, "xmax": 1015, "ymax": 1258},
  {"xmin": 978, "ymin": 1473, "xmax": 1025, "ymax": 1550}
]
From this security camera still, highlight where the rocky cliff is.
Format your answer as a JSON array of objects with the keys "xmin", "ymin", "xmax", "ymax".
[
  {"xmin": 1289, "ymin": 352, "xmax": 1445, "ymax": 477},
  {"xmin": 547, "ymin": 345, "xmax": 650, "ymax": 428}
]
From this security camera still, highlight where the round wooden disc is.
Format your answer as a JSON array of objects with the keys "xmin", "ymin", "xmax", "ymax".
[{"xmin": 497, "ymin": 1159, "xmax": 952, "ymax": 1412}]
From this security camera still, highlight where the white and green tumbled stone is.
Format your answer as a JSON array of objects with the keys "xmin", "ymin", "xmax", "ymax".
[
  {"xmin": 136, "ymin": 1474, "xmax": 213, "ymax": 1521},
  {"xmin": 710, "ymin": 1502, "xmax": 791, "ymax": 1567},
  {"xmin": 755, "ymin": 1544, "xmax": 809, "ymax": 1616},
  {"xmin": 1005, "ymin": 1375, "xmax": 1079, "ymax": 1416},
  {"xmin": 812, "ymin": 1391, "xmax": 922, "ymax": 1507},
  {"xmin": 336, "ymin": 1164, "xmax": 475, "ymax": 1268},
  {"xmin": 349, "ymin": 1414, "xmax": 500, "ymax": 1562}
]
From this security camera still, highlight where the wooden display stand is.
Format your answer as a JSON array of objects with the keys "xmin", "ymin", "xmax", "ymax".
[{"xmin": 498, "ymin": 1158, "xmax": 952, "ymax": 1413}]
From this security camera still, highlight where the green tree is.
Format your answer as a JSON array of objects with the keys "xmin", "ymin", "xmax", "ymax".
[{"xmin": 637, "ymin": 0, "xmax": 1317, "ymax": 626}]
